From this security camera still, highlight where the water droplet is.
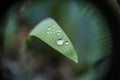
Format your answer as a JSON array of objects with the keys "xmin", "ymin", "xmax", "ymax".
[
  {"xmin": 65, "ymin": 41, "xmax": 69, "ymax": 45},
  {"xmin": 57, "ymin": 33, "xmax": 61, "ymax": 35},
  {"xmin": 56, "ymin": 39, "xmax": 64, "ymax": 45},
  {"xmin": 68, "ymin": 45, "xmax": 71, "ymax": 47},
  {"xmin": 58, "ymin": 30, "xmax": 61, "ymax": 32},
  {"xmin": 63, "ymin": 37, "xmax": 65, "ymax": 39},
  {"xmin": 47, "ymin": 31, "xmax": 50, "ymax": 34},
  {"xmin": 50, "ymin": 31, "xmax": 53, "ymax": 34},
  {"xmin": 48, "ymin": 27, "xmax": 51, "ymax": 30},
  {"xmin": 59, "ymin": 36, "xmax": 62, "ymax": 38}
]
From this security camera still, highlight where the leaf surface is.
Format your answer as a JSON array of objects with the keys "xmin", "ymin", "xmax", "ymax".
[{"xmin": 29, "ymin": 18, "xmax": 78, "ymax": 63}]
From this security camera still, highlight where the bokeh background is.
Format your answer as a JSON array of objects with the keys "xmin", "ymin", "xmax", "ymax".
[{"xmin": 0, "ymin": 0, "xmax": 120, "ymax": 80}]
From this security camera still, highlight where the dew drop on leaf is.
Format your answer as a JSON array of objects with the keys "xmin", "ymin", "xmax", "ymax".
[
  {"xmin": 47, "ymin": 31, "xmax": 50, "ymax": 34},
  {"xmin": 53, "ymin": 25, "xmax": 55, "ymax": 27},
  {"xmin": 65, "ymin": 41, "xmax": 69, "ymax": 45},
  {"xmin": 56, "ymin": 39, "xmax": 64, "ymax": 45},
  {"xmin": 48, "ymin": 27, "xmax": 51, "ymax": 30},
  {"xmin": 57, "ymin": 33, "xmax": 61, "ymax": 36}
]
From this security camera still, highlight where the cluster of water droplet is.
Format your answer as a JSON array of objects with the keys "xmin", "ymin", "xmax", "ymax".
[{"xmin": 46, "ymin": 24, "xmax": 71, "ymax": 53}]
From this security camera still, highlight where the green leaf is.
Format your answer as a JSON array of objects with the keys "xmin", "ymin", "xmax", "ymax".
[{"xmin": 29, "ymin": 18, "xmax": 78, "ymax": 63}]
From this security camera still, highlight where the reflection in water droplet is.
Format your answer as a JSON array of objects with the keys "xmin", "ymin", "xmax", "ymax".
[{"xmin": 56, "ymin": 39, "xmax": 64, "ymax": 45}]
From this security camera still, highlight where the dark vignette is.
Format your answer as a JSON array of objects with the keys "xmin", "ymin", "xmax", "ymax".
[{"xmin": 0, "ymin": 0, "xmax": 120, "ymax": 80}]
